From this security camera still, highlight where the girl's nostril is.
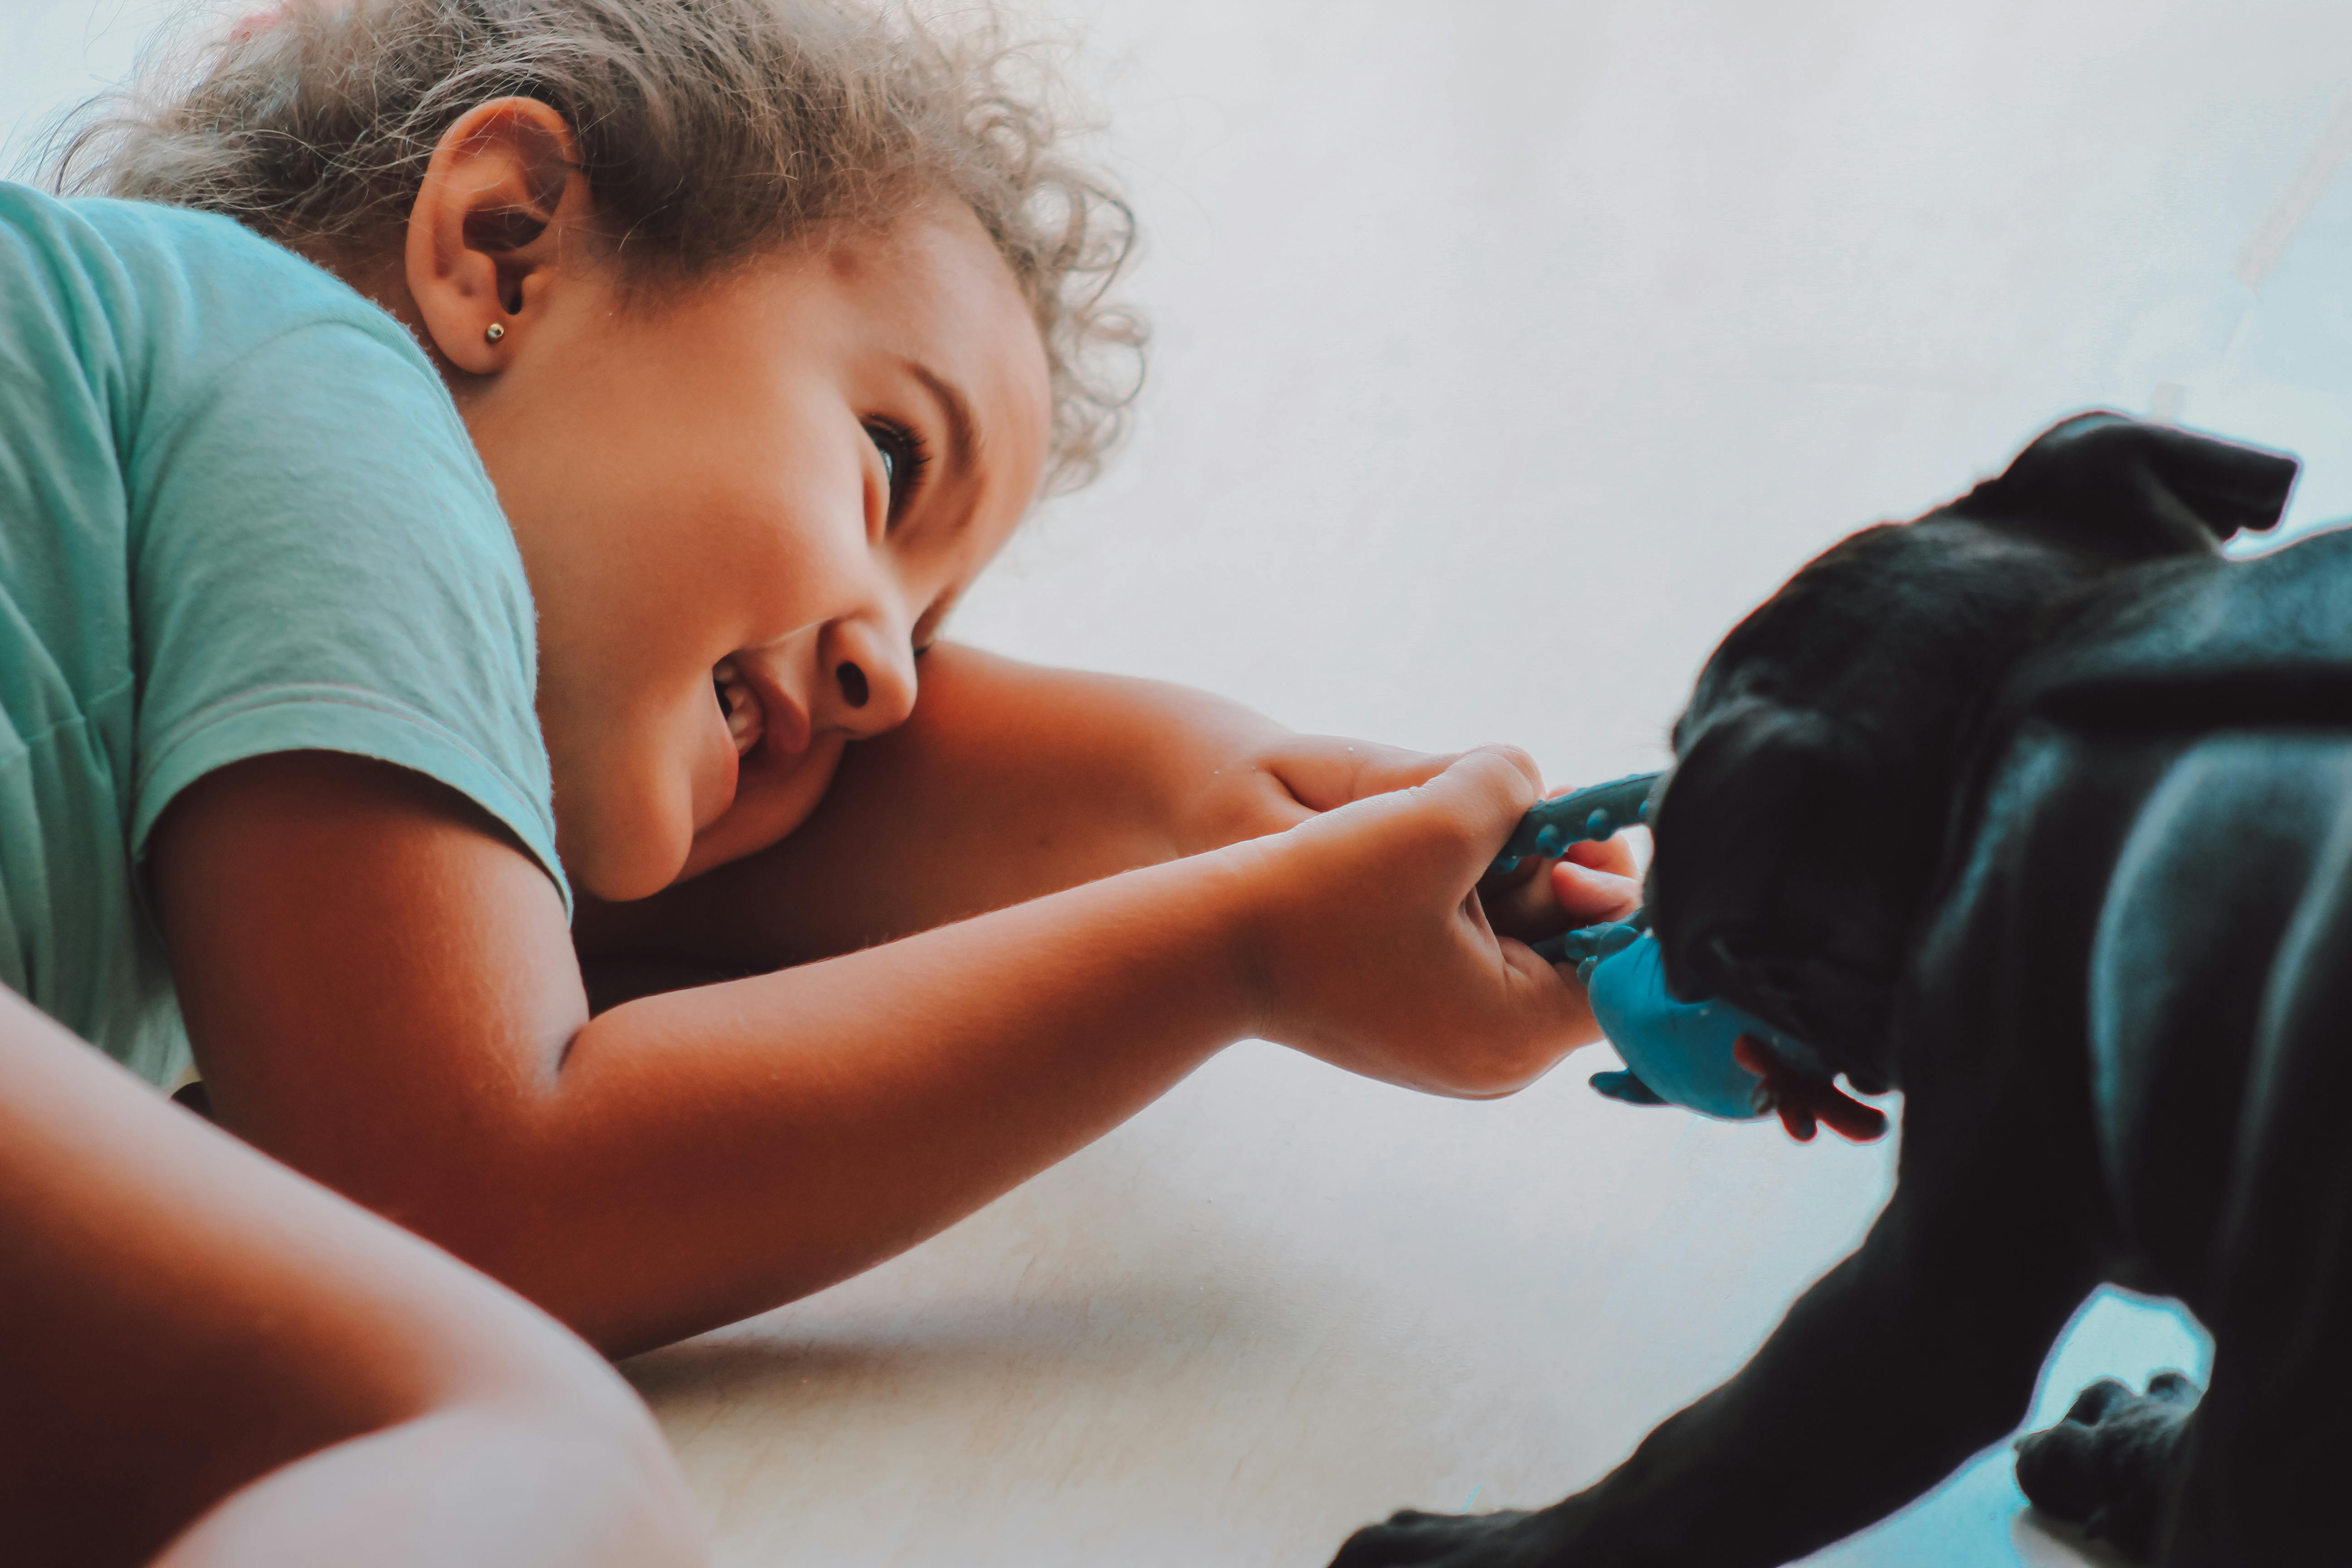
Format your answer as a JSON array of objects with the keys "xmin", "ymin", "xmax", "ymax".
[{"xmin": 837, "ymin": 661, "xmax": 870, "ymax": 709}]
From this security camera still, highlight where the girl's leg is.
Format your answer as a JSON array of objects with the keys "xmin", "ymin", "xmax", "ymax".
[{"xmin": 0, "ymin": 988, "xmax": 706, "ymax": 1568}]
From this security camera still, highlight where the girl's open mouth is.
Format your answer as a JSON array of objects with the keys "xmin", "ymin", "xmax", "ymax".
[
  {"xmin": 713, "ymin": 656, "xmax": 814, "ymax": 766},
  {"xmin": 713, "ymin": 657, "xmax": 765, "ymax": 757}
]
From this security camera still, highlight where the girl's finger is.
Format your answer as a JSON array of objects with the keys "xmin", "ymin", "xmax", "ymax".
[
  {"xmin": 1479, "ymin": 857, "xmax": 1561, "ymax": 938},
  {"xmin": 1269, "ymin": 738, "xmax": 1459, "ymax": 813},
  {"xmin": 1414, "ymin": 747, "xmax": 1544, "ymax": 871},
  {"xmin": 1551, "ymin": 859, "xmax": 1643, "ymax": 924},
  {"xmin": 1561, "ymin": 833, "xmax": 1639, "ymax": 879}
]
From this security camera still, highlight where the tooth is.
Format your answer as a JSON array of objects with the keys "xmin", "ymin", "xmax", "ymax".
[{"xmin": 719, "ymin": 673, "xmax": 764, "ymax": 755}]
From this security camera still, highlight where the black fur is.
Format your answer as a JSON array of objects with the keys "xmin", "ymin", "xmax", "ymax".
[{"xmin": 1332, "ymin": 413, "xmax": 2349, "ymax": 1568}]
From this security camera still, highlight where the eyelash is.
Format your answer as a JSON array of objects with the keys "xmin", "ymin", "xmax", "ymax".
[{"xmin": 864, "ymin": 417, "xmax": 931, "ymax": 524}]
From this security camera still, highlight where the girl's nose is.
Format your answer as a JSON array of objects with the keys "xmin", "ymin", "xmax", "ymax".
[
  {"xmin": 823, "ymin": 618, "xmax": 916, "ymax": 737},
  {"xmin": 837, "ymin": 662, "xmax": 871, "ymax": 709}
]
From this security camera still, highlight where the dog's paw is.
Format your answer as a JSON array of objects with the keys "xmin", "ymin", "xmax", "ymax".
[
  {"xmin": 2014, "ymin": 1372, "xmax": 2201, "ymax": 1562},
  {"xmin": 1329, "ymin": 1507, "xmax": 1556, "ymax": 1568}
]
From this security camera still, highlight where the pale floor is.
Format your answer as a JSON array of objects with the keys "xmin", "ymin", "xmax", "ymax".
[{"xmin": 8, "ymin": 1, "xmax": 2342, "ymax": 1563}]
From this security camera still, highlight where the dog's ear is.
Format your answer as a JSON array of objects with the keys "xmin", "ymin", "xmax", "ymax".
[
  {"xmin": 1954, "ymin": 412, "xmax": 2298, "ymax": 559},
  {"xmin": 1648, "ymin": 700, "xmax": 1852, "ymax": 1003}
]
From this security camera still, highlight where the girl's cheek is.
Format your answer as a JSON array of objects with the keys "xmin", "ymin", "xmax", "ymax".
[
  {"xmin": 562, "ymin": 697, "xmax": 731, "ymax": 902},
  {"xmin": 688, "ymin": 709, "xmax": 742, "ymax": 835}
]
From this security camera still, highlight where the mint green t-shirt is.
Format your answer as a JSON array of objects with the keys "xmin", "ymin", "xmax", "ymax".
[{"xmin": 0, "ymin": 183, "xmax": 568, "ymax": 1087}]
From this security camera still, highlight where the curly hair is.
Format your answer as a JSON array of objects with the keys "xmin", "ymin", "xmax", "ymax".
[{"xmin": 43, "ymin": 0, "xmax": 1143, "ymax": 491}]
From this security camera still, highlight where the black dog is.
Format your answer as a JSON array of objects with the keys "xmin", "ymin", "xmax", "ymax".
[{"xmin": 1333, "ymin": 413, "xmax": 2349, "ymax": 1568}]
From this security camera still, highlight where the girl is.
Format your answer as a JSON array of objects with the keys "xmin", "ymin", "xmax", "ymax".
[{"xmin": 5, "ymin": 0, "xmax": 1637, "ymax": 1559}]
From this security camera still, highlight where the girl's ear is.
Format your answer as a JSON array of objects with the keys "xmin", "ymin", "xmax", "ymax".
[
  {"xmin": 1952, "ymin": 411, "xmax": 2299, "ymax": 560},
  {"xmin": 404, "ymin": 97, "xmax": 591, "ymax": 376}
]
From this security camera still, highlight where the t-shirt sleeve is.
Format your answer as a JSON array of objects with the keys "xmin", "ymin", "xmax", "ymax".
[{"xmin": 123, "ymin": 316, "xmax": 571, "ymax": 916}]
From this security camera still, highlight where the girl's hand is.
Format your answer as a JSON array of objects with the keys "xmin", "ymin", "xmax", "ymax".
[
  {"xmin": 1231, "ymin": 745, "xmax": 1607, "ymax": 1097},
  {"xmin": 1180, "ymin": 733, "xmax": 1644, "ymax": 941},
  {"xmin": 1172, "ymin": 732, "xmax": 1460, "ymax": 853},
  {"xmin": 600, "ymin": 649, "xmax": 1642, "ymax": 984},
  {"xmin": 1477, "ymin": 834, "xmax": 1643, "ymax": 939}
]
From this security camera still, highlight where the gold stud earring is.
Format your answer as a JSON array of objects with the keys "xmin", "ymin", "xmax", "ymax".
[{"xmin": 484, "ymin": 322, "xmax": 506, "ymax": 344}]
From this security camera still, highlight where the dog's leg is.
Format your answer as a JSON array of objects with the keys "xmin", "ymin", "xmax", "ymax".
[
  {"xmin": 2014, "ymin": 1372, "xmax": 2200, "ymax": 1559},
  {"xmin": 1329, "ymin": 1176, "xmax": 2099, "ymax": 1568},
  {"xmin": 2151, "ymin": 807, "xmax": 2352, "ymax": 1568}
]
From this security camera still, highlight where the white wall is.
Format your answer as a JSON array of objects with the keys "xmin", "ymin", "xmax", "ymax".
[
  {"xmin": 951, "ymin": 0, "xmax": 2352, "ymax": 789},
  {"xmin": 3, "ymin": 0, "xmax": 194, "ymax": 171}
]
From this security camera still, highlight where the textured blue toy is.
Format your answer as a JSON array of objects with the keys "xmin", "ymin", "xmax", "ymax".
[
  {"xmin": 1489, "ymin": 770, "xmax": 1661, "ymax": 876},
  {"xmin": 1501, "ymin": 772, "xmax": 1830, "ymax": 1121}
]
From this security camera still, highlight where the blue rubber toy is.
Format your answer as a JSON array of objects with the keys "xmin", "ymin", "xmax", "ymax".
[
  {"xmin": 1502, "ymin": 772, "xmax": 1831, "ymax": 1122},
  {"xmin": 1490, "ymin": 770, "xmax": 1661, "ymax": 876}
]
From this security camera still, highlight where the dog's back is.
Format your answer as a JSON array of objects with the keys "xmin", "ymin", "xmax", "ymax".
[
  {"xmin": 1909, "ymin": 528, "xmax": 2352, "ymax": 1561},
  {"xmin": 1963, "ymin": 529, "xmax": 2352, "ymax": 1299}
]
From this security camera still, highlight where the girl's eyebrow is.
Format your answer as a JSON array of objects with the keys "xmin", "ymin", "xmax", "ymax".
[{"xmin": 903, "ymin": 359, "xmax": 979, "ymax": 481}]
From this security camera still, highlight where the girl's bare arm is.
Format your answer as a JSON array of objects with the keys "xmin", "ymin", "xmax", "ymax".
[
  {"xmin": 0, "ymin": 988, "xmax": 701, "ymax": 1568},
  {"xmin": 578, "ymin": 643, "xmax": 1634, "ymax": 980},
  {"xmin": 152, "ymin": 745, "xmax": 1592, "ymax": 1356}
]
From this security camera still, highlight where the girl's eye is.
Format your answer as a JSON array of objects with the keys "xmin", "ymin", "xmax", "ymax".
[{"xmin": 864, "ymin": 419, "xmax": 931, "ymax": 523}]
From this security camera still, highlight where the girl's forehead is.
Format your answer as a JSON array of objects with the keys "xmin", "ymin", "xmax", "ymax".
[
  {"xmin": 749, "ymin": 211, "xmax": 1044, "ymax": 383},
  {"xmin": 831, "ymin": 208, "xmax": 1034, "ymax": 338}
]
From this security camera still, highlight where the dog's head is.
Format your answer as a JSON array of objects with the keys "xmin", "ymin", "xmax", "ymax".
[{"xmin": 1645, "ymin": 413, "xmax": 2297, "ymax": 1091}]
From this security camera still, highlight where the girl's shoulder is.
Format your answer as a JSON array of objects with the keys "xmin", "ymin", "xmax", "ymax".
[{"xmin": 1, "ymin": 182, "xmax": 435, "ymax": 398}]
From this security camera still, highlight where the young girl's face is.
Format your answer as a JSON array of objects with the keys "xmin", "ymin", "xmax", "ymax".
[{"xmin": 460, "ymin": 207, "xmax": 1052, "ymax": 900}]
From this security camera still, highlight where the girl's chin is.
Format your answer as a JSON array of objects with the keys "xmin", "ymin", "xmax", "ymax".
[
  {"xmin": 673, "ymin": 735, "xmax": 848, "ymax": 884},
  {"xmin": 570, "ymin": 825, "xmax": 702, "ymax": 905}
]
